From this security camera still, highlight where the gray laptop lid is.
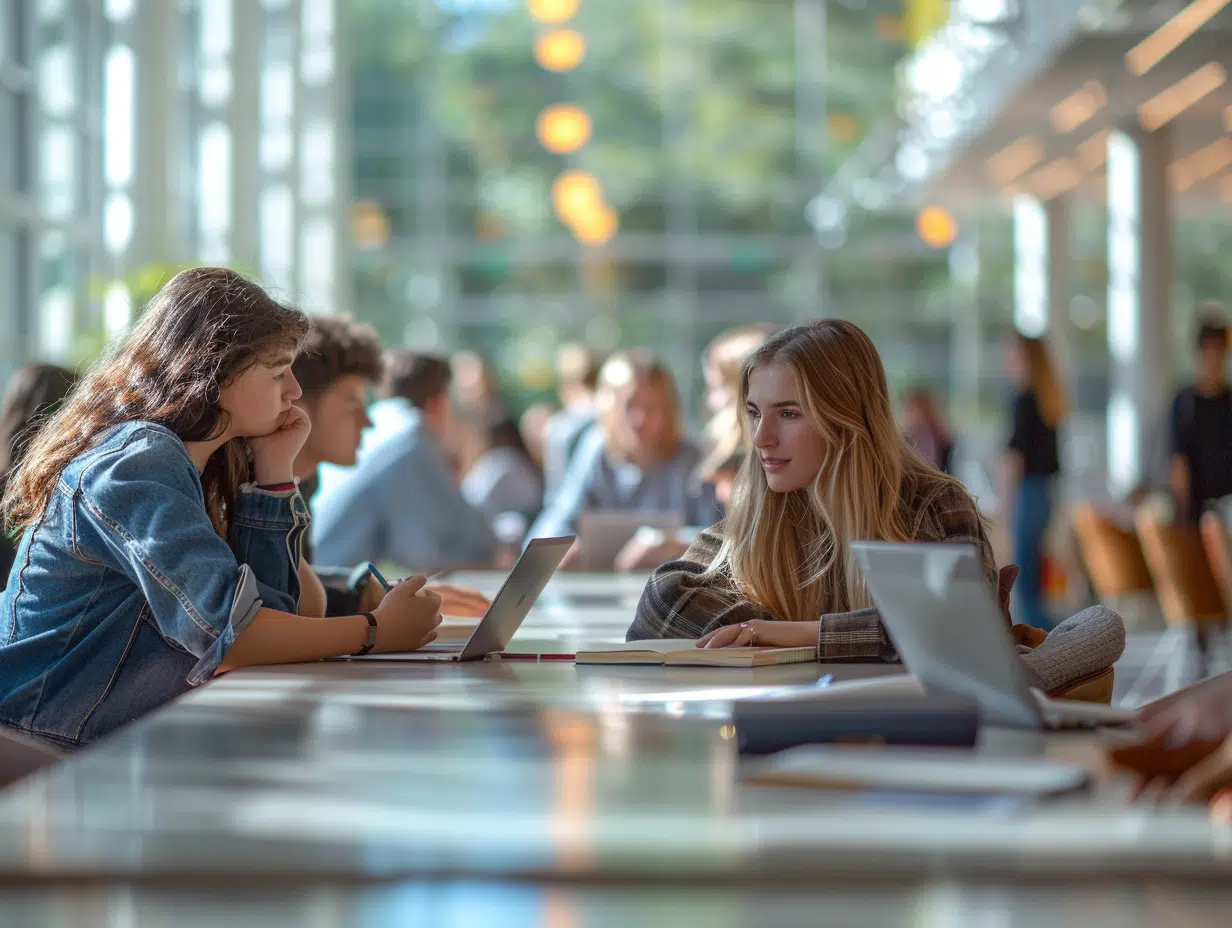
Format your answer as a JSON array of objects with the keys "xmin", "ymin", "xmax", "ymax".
[
  {"xmin": 456, "ymin": 535, "xmax": 576, "ymax": 659},
  {"xmin": 575, "ymin": 511, "xmax": 682, "ymax": 570},
  {"xmin": 851, "ymin": 541, "xmax": 1043, "ymax": 729}
]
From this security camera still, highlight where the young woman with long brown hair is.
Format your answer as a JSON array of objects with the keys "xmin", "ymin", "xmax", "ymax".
[
  {"xmin": 1002, "ymin": 333, "xmax": 1067, "ymax": 630},
  {"xmin": 530, "ymin": 349, "xmax": 722, "ymax": 566},
  {"xmin": 627, "ymin": 319, "xmax": 1000, "ymax": 657},
  {"xmin": 0, "ymin": 268, "xmax": 441, "ymax": 747}
]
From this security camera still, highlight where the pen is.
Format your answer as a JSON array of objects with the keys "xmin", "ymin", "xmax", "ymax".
[{"xmin": 365, "ymin": 563, "xmax": 394, "ymax": 592}]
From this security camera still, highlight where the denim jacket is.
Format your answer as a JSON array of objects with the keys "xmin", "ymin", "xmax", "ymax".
[{"xmin": 0, "ymin": 422, "xmax": 309, "ymax": 747}]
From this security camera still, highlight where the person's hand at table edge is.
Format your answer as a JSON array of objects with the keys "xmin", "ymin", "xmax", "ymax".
[{"xmin": 697, "ymin": 619, "xmax": 819, "ymax": 649}]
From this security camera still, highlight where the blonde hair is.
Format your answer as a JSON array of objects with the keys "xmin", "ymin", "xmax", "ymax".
[
  {"xmin": 699, "ymin": 324, "xmax": 777, "ymax": 482},
  {"xmin": 706, "ymin": 319, "xmax": 971, "ymax": 620},
  {"xmin": 1016, "ymin": 335, "xmax": 1066, "ymax": 429},
  {"xmin": 596, "ymin": 350, "xmax": 683, "ymax": 466}
]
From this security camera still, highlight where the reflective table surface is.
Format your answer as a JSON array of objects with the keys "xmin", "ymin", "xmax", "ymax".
[{"xmin": 0, "ymin": 571, "xmax": 1229, "ymax": 924}]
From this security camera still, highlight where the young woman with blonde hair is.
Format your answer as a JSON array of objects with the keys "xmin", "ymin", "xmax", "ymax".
[
  {"xmin": 627, "ymin": 319, "xmax": 1001, "ymax": 657},
  {"xmin": 530, "ymin": 349, "xmax": 721, "ymax": 565},
  {"xmin": 1003, "ymin": 333, "xmax": 1067, "ymax": 630},
  {"xmin": 0, "ymin": 268, "xmax": 441, "ymax": 747}
]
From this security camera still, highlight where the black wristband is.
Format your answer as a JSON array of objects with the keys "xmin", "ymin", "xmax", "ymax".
[{"xmin": 354, "ymin": 612, "xmax": 378, "ymax": 656}]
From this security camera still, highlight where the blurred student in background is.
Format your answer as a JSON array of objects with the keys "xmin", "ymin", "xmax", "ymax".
[
  {"xmin": 311, "ymin": 349, "xmax": 496, "ymax": 571},
  {"xmin": 290, "ymin": 317, "xmax": 488, "ymax": 618},
  {"xmin": 530, "ymin": 350, "xmax": 721, "ymax": 563},
  {"xmin": 697, "ymin": 325, "xmax": 777, "ymax": 506},
  {"xmin": 0, "ymin": 364, "xmax": 79, "ymax": 582},
  {"xmin": 518, "ymin": 402, "xmax": 554, "ymax": 473},
  {"xmin": 1002, "ymin": 333, "xmax": 1066, "ymax": 631},
  {"xmin": 902, "ymin": 386, "xmax": 954, "ymax": 475},
  {"xmin": 542, "ymin": 343, "xmax": 602, "ymax": 505},
  {"xmin": 628, "ymin": 319, "xmax": 1002, "ymax": 651},
  {"xmin": 461, "ymin": 412, "xmax": 544, "ymax": 530},
  {"xmin": 451, "ymin": 350, "xmax": 509, "ymax": 425},
  {"xmin": 1170, "ymin": 313, "xmax": 1232, "ymax": 523},
  {"xmin": 609, "ymin": 329, "xmax": 773, "ymax": 573}
]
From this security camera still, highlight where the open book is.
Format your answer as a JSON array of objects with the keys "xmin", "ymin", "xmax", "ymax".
[{"xmin": 575, "ymin": 638, "xmax": 817, "ymax": 668}]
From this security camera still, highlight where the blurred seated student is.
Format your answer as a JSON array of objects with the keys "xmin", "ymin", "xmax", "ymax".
[
  {"xmin": 542, "ymin": 343, "xmax": 602, "ymax": 505},
  {"xmin": 700, "ymin": 324, "xmax": 778, "ymax": 504},
  {"xmin": 460, "ymin": 413, "xmax": 544, "ymax": 531},
  {"xmin": 289, "ymin": 316, "xmax": 489, "ymax": 619},
  {"xmin": 627, "ymin": 319, "xmax": 999, "ymax": 654},
  {"xmin": 530, "ymin": 350, "xmax": 722, "ymax": 566},
  {"xmin": 615, "ymin": 325, "xmax": 774, "ymax": 572},
  {"xmin": 311, "ymin": 349, "xmax": 497, "ymax": 571},
  {"xmin": 0, "ymin": 363, "xmax": 79, "ymax": 582},
  {"xmin": 0, "ymin": 268, "xmax": 441, "ymax": 748},
  {"xmin": 451, "ymin": 350, "xmax": 509, "ymax": 424},
  {"xmin": 902, "ymin": 385, "xmax": 955, "ymax": 474},
  {"xmin": 519, "ymin": 402, "xmax": 554, "ymax": 473}
]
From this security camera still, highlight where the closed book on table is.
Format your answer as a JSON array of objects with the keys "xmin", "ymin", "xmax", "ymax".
[
  {"xmin": 575, "ymin": 639, "xmax": 817, "ymax": 668},
  {"xmin": 734, "ymin": 693, "xmax": 980, "ymax": 755}
]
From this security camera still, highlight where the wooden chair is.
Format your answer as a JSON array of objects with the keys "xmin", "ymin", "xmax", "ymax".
[
  {"xmin": 1071, "ymin": 503, "xmax": 1160, "ymax": 631},
  {"xmin": 1125, "ymin": 511, "xmax": 1228, "ymax": 704}
]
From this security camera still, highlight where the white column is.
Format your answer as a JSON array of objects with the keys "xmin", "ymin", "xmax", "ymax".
[
  {"xmin": 1106, "ymin": 126, "xmax": 1173, "ymax": 497},
  {"xmin": 230, "ymin": 0, "xmax": 261, "ymax": 270},
  {"xmin": 1013, "ymin": 193, "xmax": 1070, "ymax": 341},
  {"xmin": 127, "ymin": 0, "xmax": 177, "ymax": 271},
  {"xmin": 258, "ymin": 0, "xmax": 300, "ymax": 297},
  {"xmin": 948, "ymin": 230, "xmax": 981, "ymax": 417},
  {"xmin": 296, "ymin": 0, "xmax": 341, "ymax": 312}
]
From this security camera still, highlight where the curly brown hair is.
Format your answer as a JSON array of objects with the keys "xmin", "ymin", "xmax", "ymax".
[
  {"xmin": 292, "ymin": 315, "xmax": 384, "ymax": 396},
  {"xmin": 2, "ymin": 267, "xmax": 309, "ymax": 536}
]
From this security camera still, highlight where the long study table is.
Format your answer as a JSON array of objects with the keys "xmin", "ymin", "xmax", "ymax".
[{"xmin": 0, "ymin": 571, "xmax": 1230, "ymax": 925}]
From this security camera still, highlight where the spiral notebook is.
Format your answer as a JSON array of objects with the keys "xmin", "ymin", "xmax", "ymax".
[{"xmin": 575, "ymin": 639, "xmax": 817, "ymax": 668}]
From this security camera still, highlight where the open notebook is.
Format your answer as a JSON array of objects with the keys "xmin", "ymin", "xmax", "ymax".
[{"xmin": 575, "ymin": 638, "xmax": 817, "ymax": 668}]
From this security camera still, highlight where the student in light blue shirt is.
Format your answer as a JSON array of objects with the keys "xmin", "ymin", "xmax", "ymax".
[
  {"xmin": 541, "ymin": 343, "xmax": 601, "ymax": 505},
  {"xmin": 460, "ymin": 414, "xmax": 544, "ymax": 528},
  {"xmin": 311, "ymin": 350, "xmax": 497, "ymax": 571},
  {"xmin": 530, "ymin": 350, "xmax": 722, "ymax": 563}
]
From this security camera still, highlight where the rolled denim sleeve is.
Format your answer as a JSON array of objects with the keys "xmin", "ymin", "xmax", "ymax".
[
  {"xmin": 230, "ymin": 483, "xmax": 310, "ymax": 610},
  {"xmin": 76, "ymin": 430, "xmax": 305, "ymax": 685}
]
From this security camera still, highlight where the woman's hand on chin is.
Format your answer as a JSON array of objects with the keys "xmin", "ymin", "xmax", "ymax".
[
  {"xmin": 697, "ymin": 620, "xmax": 819, "ymax": 649},
  {"xmin": 248, "ymin": 405, "xmax": 312, "ymax": 484}
]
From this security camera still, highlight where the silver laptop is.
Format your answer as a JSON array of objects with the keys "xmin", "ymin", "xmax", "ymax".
[
  {"xmin": 366, "ymin": 536, "xmax": 575, "ymax": 662},
  {"xmin": 575, "ymin": 511, "xmax": 683, "ymax": 570},
  {"xmin": 851, "ymin": 541, "xmax": 1134, "ymax": 729}
]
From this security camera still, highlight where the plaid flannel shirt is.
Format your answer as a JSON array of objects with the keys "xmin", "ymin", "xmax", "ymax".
[{"xmin": 626, "ymin": 477, "xmax": 998, "ymax": 662}]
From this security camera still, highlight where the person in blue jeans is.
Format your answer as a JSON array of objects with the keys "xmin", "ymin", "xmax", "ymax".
[
  {"xmin": 0, "ymin": 268, "xmax": 442, "ymax": 748},
  {"xmin": 1002, "ymin": 333, "xmax": 1066, "ymax": 631}
]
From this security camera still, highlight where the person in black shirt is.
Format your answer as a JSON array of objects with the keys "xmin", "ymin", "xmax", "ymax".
[
  {"xmin": 1003, "ymin": 334, "xmax": 1065, "ymax": 630},
  {"xmin": 1170, "ymin": 317, "xmax": 1232, "ymax": 523}
]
